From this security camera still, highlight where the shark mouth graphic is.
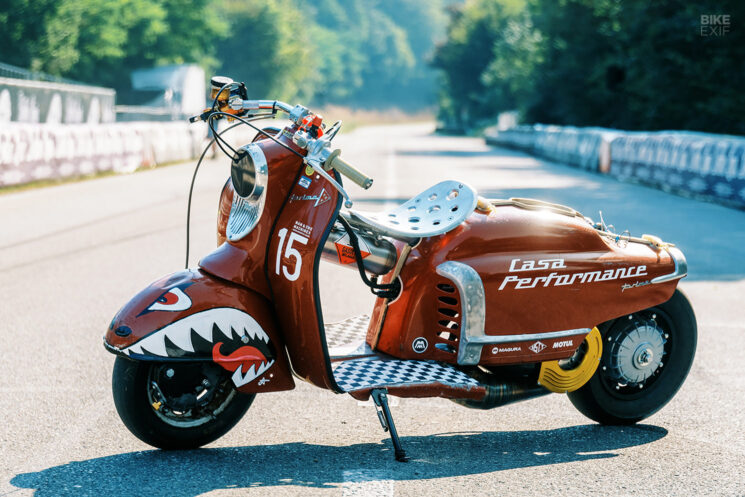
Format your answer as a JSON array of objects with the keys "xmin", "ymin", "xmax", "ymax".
[{"xmin": 122, "ymin": 307, "xmax": 275, "ymax": 387}]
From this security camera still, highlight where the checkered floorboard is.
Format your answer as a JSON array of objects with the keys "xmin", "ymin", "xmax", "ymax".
[
  {"xmin": 333, "ymin": 357, "xmax": 480, "ymax": 393},
  {"xmin": 324, "ymin": 314, "xmax": 370, "ymax": 349}
]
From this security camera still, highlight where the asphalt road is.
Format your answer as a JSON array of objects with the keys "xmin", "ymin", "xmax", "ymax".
[{"xmin": 1, "ymin": 122, "xmax": 744, "ymax": 496}]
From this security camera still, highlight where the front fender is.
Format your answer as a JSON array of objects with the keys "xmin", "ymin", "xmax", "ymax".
[{"xmin": 104, "ymin": 269, "xmax": 294, "ymax": 393}]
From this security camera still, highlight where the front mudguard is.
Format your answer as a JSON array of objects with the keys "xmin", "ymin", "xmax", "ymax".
[{"xmin": 104, "ymin": 269, "xmax": 294, "ymax": 393}]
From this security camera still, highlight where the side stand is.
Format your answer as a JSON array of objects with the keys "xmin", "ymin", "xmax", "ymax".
[{"xmin": 370, "ymin": 388, "xmax": 409, "ymax": 462}]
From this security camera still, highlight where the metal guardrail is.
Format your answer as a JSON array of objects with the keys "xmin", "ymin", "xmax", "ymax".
[{"xmin": 0, "ymin": 61, "xmax": 84, "ymax": 86}]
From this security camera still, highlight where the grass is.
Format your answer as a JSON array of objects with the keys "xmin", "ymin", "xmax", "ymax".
[{"xmin": 314, "ymin": 105, "xmax": 434, "ymax": 131}]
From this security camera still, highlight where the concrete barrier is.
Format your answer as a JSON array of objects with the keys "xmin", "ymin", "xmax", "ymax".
[
  {"xmin": 609, "ymin": 133, "xmax": 745, "ymax": 208},
  {"xmin": 486, "ymin": 125, "xmax": 619, "ymax": 172},
  {"xmin": 485, "ymin": 125, "xmax": 745, "ymax": 209},
  {"xmin": 0, "ymin": 121, "xmax": 210, "ymax": 187}
]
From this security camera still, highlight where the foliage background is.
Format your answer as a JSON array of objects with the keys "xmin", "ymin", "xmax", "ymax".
[
  {"xmin": 432, "ymin": 0, "xmax": 745, "ymax": 135},
  {"xmin": 1, "ymin": 0, "xmax": 743, "ymax": 134},
  {"xmin": 0, "ymin": 0, "xmax": 449, "ymax": 110}
]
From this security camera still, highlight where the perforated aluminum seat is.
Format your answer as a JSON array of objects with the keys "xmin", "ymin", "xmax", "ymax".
[{"xmin": 348, "ymin": 181, "xmax": 478, "ymax": 241}]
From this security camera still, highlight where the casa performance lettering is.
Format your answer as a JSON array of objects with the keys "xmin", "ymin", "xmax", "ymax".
[{"xmin": 499, "ymin": 265, "xmax": 648, "ymax": 291}]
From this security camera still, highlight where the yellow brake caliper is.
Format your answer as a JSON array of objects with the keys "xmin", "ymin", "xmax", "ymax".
[{"xmin": 538, "ymin": 327, "xmax": 603, "ymax": 393}]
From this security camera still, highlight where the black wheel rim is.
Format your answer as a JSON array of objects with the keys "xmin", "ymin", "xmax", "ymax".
[
  {"xmin": 599, "ymin": 305, "xmax": 676, "ymax": 400},
  {"xmin": 146, "ymin": 362, "xmax": 237, "ymax": 428}
]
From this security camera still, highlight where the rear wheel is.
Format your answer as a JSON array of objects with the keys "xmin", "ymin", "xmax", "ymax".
[
  {"xmin": 568, "ymin": 289, "xmax": 696, "ymax": 424},
  {"xmin": 112, "ymin": 357, "xmax": 255, "ymax": 449}
]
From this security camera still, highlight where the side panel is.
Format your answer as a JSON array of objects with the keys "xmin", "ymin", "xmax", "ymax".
[
  {"xmin": 375, "ymin": 205, "xmax": 679, "ymax": 365},
  {"xmin": 104, "ymin": 269, "xmax": 294, "ymax": 393},
  {"xmin": 266, "ymin": 167, "xmax": 343, "ymax": 391}
]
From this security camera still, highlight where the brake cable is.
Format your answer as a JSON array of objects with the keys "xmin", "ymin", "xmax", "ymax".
[{"xmin": 336, "ymin": 215, "xmax": 401, "ymax": 299}]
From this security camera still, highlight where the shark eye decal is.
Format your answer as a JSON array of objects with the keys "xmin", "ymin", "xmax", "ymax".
[{"xmin": 147, "ymin": 286, "xmax": 192, "ymax": 313}]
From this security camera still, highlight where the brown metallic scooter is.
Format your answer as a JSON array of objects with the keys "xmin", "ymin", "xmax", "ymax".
[{"xmin": 104, "ymin": 78, "xmax": 696, "ymax": 461}]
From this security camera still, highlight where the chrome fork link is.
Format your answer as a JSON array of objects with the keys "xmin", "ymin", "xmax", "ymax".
[{"xmin": 370, "ymin": 388, "xmax": 409, "ymax": 462}]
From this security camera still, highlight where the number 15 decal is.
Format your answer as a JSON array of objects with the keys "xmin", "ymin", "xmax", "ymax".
[{"xmin": 275, "ymin": 228, "xmax": 308, "ymax": 281}]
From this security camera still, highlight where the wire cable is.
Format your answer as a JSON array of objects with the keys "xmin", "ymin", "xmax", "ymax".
[{"xmin": 185, "ymin": 114, "xmax": 275, "ymax": 268}]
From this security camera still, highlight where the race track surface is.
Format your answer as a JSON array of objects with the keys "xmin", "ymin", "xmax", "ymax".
[{"xmin": 1, "ymin": 123, "xmax": 743, "ymax": 496}]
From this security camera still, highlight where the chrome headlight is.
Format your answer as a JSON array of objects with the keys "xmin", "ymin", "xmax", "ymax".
[{"xmin": 227, "ymin": 143, "xmax": 267, "ymax": 241}]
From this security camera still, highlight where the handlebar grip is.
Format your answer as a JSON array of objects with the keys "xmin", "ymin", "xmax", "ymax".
[{"xmin": 327, "ymin": 149, "xmax": 373, "ymax": 189}]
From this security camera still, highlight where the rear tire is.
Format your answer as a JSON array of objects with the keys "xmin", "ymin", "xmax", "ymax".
[
  {"xmin": 568, "ymin": 289, "xmax": 696, "ymax": 424},
  {"xmin": 112, "ymin": 357, "xmax": 255, "ymax": 449}
]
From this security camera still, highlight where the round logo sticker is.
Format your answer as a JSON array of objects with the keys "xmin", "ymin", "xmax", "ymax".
[{"xmin": 412, "ymin": 337, "xmax": 428, "ymax": 353}]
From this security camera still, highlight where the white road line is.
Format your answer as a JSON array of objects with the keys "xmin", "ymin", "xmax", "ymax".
[{"xmin": 341, "ymin": 470, "xmax": 394, "ymax": 497}]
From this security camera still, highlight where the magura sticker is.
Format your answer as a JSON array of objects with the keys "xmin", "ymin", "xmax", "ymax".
[
  {"xmin": 491, "ymin": 346, "xmax": 521, "ymax": 354},
  {"xmin": 529, "ymin": 341, "xmax": 547, "ymax": 353},
  {"xmin": 122, "ymin": 307, "xmax": 275, "ymax": 388},
  {"xmin": 298, "ymin": 176, "xmax": 311, "ymax": 189},
  {"xmin": 139, "ymin": 283, "xmax": 193, "ymax": 315},
  {"xmin": 289, "ymin": 188, "xmax": 331, "ymax": 207},
  {"xmin": 621, "ymin": 280, "xmax": 651, "ymax": 292},
  {"xmin": 334, "ymin": 233, "xmax": 370, "ymax": 265},
  {"xmin": 412, "ymin": 337, "xmax": 428, "ymax": 353},
  {"xmin": 499, "ymin": 265, "xmax": 648, "ymax": 290}
]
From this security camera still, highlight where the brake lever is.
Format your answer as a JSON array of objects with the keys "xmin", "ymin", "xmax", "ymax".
[{"xmin": 304, "ymin": 158, "xmax": 353, "ymax": 208}]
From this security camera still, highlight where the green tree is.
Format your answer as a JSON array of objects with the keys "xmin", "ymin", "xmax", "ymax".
[
  {"xmin": 215, "ymin": 0, "xmax": 316, "ymax": 102},
  {"xmin": 432, "ymin": 0, "xmax": 527, "ymax": 127}
]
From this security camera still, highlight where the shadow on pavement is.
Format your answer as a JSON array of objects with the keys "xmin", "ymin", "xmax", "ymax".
[{"xmin": 12, "ymin": 425, "xmax": 666, "ymax": 496}]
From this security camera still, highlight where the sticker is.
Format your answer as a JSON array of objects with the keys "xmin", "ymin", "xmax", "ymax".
[
  {"xmin": 140, "ymin": 283, "xmax": 193, "ymax": 315},
  {"xmin": 122, "ymin": 307, "xmax": 275, "ymax": 387},
  {"xmin": 529, "ymin": 341, "xmax": 547, "ymax": 353},
  {"xmin": 305, "ymin": 164, "xmax": 315, "ymax": 176},
  {"xmin": 621, "ymin": 280, "xmax": 651, "ymax": 292},
  {"xmin": 509, "ymin": 258, "xmax": 566, "ymax": 272},
  {"xmin": 552, "ymin": 340, "xmax": 574, "ymax": 349},
  {"xmin": 491, "ymin": 346, "xmax": 521, "ymax": 354},
  {"xmin": 412, "ymin": 337, "xmax": 428, "ymax": 353},
  {"xmin": 289, "ymin": 187, "xmax": 331, "ymax": 207},
  {"xmin": 275, "ymin": 227, "xmax": 309, "ymax": 281},
  {"xmin": 298, "ymin": 176, "xmax": 311, "ymax": 189},
  {"xmin": 292, "ymin": 220, "xmax": 313, "ymax": 237},
  {"xmin": 499, "ymin": 265, "xmax": 648, "ymax": 291},
  {"xmin": 334, "ymin": 233, "xmax": 370, "ymax": 265}
]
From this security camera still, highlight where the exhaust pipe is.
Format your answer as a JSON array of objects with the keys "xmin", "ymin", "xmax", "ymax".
[{"xmin": 452, "ymin": 370, "xmax": 551, "ymax": 410}]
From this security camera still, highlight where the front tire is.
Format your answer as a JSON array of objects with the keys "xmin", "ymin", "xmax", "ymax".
[
  {"xmin": 568, "ymin": 289, "xmax": 697, "ymax": 424},
  {"xmin": 112, "ymin": 357, "xmax": 255, "ymax": 449}
]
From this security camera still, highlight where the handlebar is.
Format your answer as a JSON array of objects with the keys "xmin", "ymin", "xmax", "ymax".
[
  {"xmin": 235, "ymin": 99, "xmax": 294, "ymax": 115},
  {"xmin": 326, "ymin": 149, "xmax": 373, "ymax": 189},
  {"xmin": 191, "ymin": 77, "xmax": 375, "ymax": 203}
]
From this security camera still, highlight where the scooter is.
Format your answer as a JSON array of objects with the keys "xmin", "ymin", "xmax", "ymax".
[{"xmin": 104, "ymin": 77, "xmax": 697, "ymax": 461}]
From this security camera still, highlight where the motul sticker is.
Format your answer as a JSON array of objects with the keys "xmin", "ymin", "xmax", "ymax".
[{"xmin": 334, "ymin": 233, "xmax": 370, "ymax": 265}]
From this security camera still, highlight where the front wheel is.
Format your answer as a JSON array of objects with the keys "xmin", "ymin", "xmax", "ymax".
[
  {"xmin": 568, "ymin": 288, "xmax": 697, "ymax": 424},
  {"xmin": 112, "ymin": 357, "xmax": 255, "ymax": 449}
]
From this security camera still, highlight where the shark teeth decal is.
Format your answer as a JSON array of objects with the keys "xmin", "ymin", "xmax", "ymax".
[
  {"xmin": 232, "ymin": 358, "xmax": 275, "ymax": 387},
  {"xmin": 122, "ymin": 307, "xmax": 274, "ymax": 387}
]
